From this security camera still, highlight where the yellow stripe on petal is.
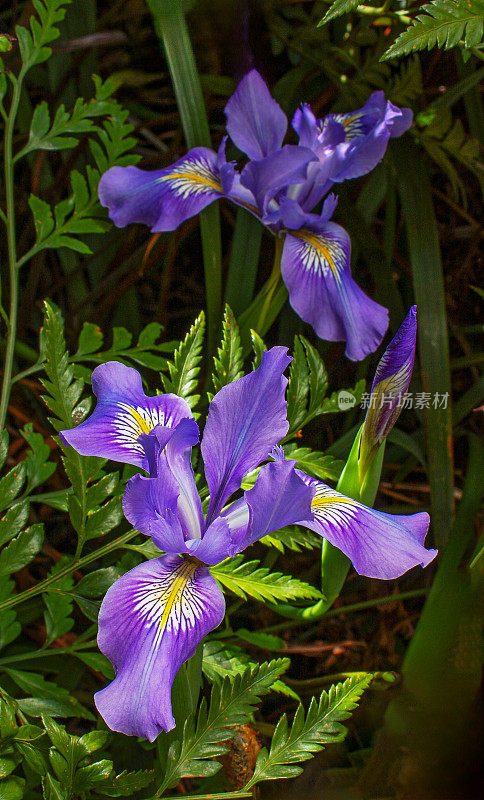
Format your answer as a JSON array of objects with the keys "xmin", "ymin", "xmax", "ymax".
[
  {"xmin": 310, "ymin": 485, "xmax": 358, "ymax": 526},
  {"xmin": 159, "ymin": 560, "xmax": 198, "ymax": 632},
  {"xmin": 311, "ymin": 495, "xmax": 357, "ymax": 511},
  {"xmin": 115, "ymin": 403, "xmax": 172, "ymax": 453},
  {"xmin": 292, "ymin": 230, "xmax": 346, "ymax": 281},
  {"xmin": 334, "ymin": 112, "xmax": 364, "ymax": 139},
  {"xmin": 158, "ymin": 157, "xmax": 223, "ymax": 199}
]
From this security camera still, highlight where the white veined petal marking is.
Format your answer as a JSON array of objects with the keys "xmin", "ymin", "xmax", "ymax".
[
  {"xmin": 113, "ymin": 403, "xmax": 172, "ymax": 453},
  {"xmin": 129, "ymin": 560, "xmax": 202, "ymax": 705},
  {"xmin": 311, "ymin": 484, "xmax": 358, "ymax": 527},
  {"xmin": 333, "ymin": 112, "xmax": 365, "ymax": 140},
  {"xmin": 292, "ymin": 230, "xmax": 346, "ymax": 281},
  {"xmin": 158, "ymin": 157, "xmax": 223, "ymax": 200}
]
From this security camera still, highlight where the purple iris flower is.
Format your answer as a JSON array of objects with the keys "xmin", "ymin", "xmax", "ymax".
[
  {"xmin": 359, "ymin": 306, "xmax": 418, "ymax": 480},
  {"xmin": 98, "ymin": 71, "xmax": 413, "ymax": 362},
  {"xmin": 61, "ymin": 351, "xmax": 436, "ymax": 741}
]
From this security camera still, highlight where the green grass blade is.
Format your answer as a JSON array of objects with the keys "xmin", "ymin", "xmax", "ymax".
[
  {"xmin": 225, "ymin": 208, "xmax": 262, "ymax": 317},
  {"xmin": 393, "ymin": 138, "xmax": 454, "ymax": 549},
  {"xmin": 238, "ymin": 279, "xmax": 288, "ymax": 356},
  {"xmin": 147, "ymin": 0, "xmax": 222, "ymax": 353}
]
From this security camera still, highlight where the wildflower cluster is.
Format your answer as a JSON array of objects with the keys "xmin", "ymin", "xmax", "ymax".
[
  {"xmin": 61, "ymin": 320, "xmax": 436, "ymax": 741},
  {"xmin": 98, "ymin": 71, "xmax": 413, "ymax": 361}
]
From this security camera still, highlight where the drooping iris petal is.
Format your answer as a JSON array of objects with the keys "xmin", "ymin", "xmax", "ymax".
[
  {"xmin": 60, "ymin": 362, "xmax": 192, "ymax": 469},
  {"xmin": 300, "ymin": 481, "xmax": 436, "ymax": 580},
  {"xmin": 223, "ymin": 457, "xmax": 315, "ymax": 554},
  {"xmin": 239, "ymin": 145, "xmax": 316, "ymax": 217},
  {"xmin": 281, "ymin": 223, "xmax": 389, "ymax": 361},
  {"xmin": 123, "ymin": 418, "xmax": 204, "ymax": 547},
  {"xmin": 324, "ymin": 92, "xmax": 413, "ymax": 183},
  {"xmin": 98, "ymin": 148, "xmax": 223, "ymax": 232},
  {"xmin": 224, "ymin": 69, "xmax": 287, "ymax": 160},
  {"xmin": 202, "ymin": 347, "xmax": 291, "ymax": 522},
  {"xmin": 360, "ymin": 306, "xmax": 417, "ymax": 477},
  {"xmin": 95, "ymin": 555, "xmax": 225, "ymax": 740}
]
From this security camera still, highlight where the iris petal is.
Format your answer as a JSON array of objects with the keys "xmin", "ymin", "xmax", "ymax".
[
  {"xmin": 60, "ymin": 362, "xmax": 193, "ymax": 469},
  {"xmin": 95, "ymin": 555, "xmax": 225, "ymax": 740},
  {"xmin": 202, "ymin": 347, "xmax": 291, "ymax": 522},
  {"xmin": 224, "ymin": 457, "xmax": 315, "ymax": 554},
  {"xmin": 98, "ymin": 148, "xmax": 223, "ymax": 232},
  {"xmin": 225, "ymin": 69, "xmax": 287, "ymax": 160},
  {"xmin": 239, "ymin": 145, "xmax": 316, "ymax": 216},
  {"xmin": 281, "ymin": 225, "xmax": 389, "ymax": 361},
  {"xmin": 300, "ymin": 481, "xmax": 436, "ymax": 580},
  {"xmin": 123, "ymin": 418, "xmax": 204, "ymax": 547},
  {"xmin": 325, "ymin": 92, "xmax": 413, "ymax": 183}
]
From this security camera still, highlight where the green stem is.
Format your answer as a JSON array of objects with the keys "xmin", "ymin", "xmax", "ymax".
[
  {"xmin": 256, "ymin": 236, "xmax": 284, "ymax": 332},
  {"xmin": 0, "ymin": 639, "xmax": 97, "ymax": 667},
  {"xmin": 0, "ymin": 530, "xmax": 138, "ymax": 613},
  {"xmin": 159, "ymin": 793, "xmax": 251, "ymax": 800},
  {"xmin": 0, "ymin": 72, "xmax": 25, "ymax": 431},
  {"xmin": 264, "ymin": 588, "xmax": 429, "ymax": 634}
]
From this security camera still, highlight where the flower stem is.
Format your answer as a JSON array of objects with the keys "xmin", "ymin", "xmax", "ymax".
[
  {"xmin": 0, "ymin": 529, "xmax": 139, "ymax": 613},
  {"xmin": 256, "ymin": 235, "xmax": 284, "ymax": 333},
  {"xmin": 0, "ymin": 72, "xmax": 25, "ymax": 431}
]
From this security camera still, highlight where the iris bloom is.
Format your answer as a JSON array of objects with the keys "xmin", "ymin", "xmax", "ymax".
[
  {"xmin": 61, "ymin": 352, "xmax": 435, "ymax": 740},
  {"xmin": 359, "ymin": 306, "xmax": 417, "ymax": 480},
  {"xmin": 98, "ymin": 71, "xmax": 412, "ymax": 361}
]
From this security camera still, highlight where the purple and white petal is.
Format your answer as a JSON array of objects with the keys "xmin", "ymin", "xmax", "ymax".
[
  {"xmin": 123, "ymin": 418, "xmax": 203, "ymax": 547},
  {"xmin": 187, "ymin": 516, "xmax": 233, "ymax": 565},
  {"xmin": 98, "ymin": 148, "xmax": 223, "ymax": 232},
  {"xmin": 224, "ymin": 456, "xmax": 315, "ymax": 554},
  {"xmin": 122, "ymin": 470, "xmax": 187, "ymax": 554},
  {"xmin": 324, "ymin": 92, "xmax": 413, "ymax": 183},
  {"xmin": 360, "ymin": 306, "xmax": 417, "ymax": 475},
  {"xmin": 240, "ymin": 145, "xmax": 316, "ymax": 216},
  {"xmin": 95, "ymin": 555, "xmax": 225, "ymax": 740},
  {"xmin": 300, "ymin": 482, "xmax": 436, "ymax": 580},
  {"xmin": 281, "ymin": 224, "xmax": 389, "ymax": 361},
  {"xmin": 202, "ymin": 348, "xmax": 291, "ymax": 522},
  {"xmin": 225, "ymin": 69, "xmax": 287, "ymax": 159},
  {"xmin": 60, "ymin": 362, "xmax": 193, "ymax": 469}
]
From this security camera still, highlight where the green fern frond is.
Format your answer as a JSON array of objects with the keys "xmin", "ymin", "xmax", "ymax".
[
  {"xmin": 318, "ymin": 0, "xmax": 365, "ymax": 26},
  {"xmin": 162, "ymin": 312, "xmax": 205, "ymax": 409},
  {"xmin": 383, "ymin": 0, "xmax": 484, "ymax": 60},
  {"xmin": 210, "ymin": 305, "xmax": 244, "ymax": 398},
  {"xmin": 245, "ymin": 673, "xmax": 373, "ymax": 786},
  {"xmin": 159, "ymin": 659, "xmax": 290, "ymax": 792},
  {"xmin": 211, "ymin": 556, "xmax": 323, "ymax": 603}
]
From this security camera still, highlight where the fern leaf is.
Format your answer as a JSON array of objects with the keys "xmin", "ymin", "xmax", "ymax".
[
  {"xmin": 318, "ymin": 0, "xmax": 365, "ymax": 25},
  {"xmin": 40, "ymin": 300, "xmax": 85, "ymax": 431},
  {"xmin": 160, "ymin": 659, "xmax": 290, "ymax": 791},
  {"xmin": 210, "ymin": 305, "xmax": 244, "ymax": 398},
  {"xmin": 162, "ymin": 312, "xmax": 205, "ymax": 409},
  {"xmin": 245, "ymin": 674, "xmax": 373, "ymax": 786},
  {"xmin": 16, "ymin": 0, "xmax": 69, "ymax": 70},
  {"xmin": 261, "ymin": 525, "xmax": 321, "ymax": 553},
  {"xmin": 286, "ymin": 335, "xmax": 328, "ymax": 436},
  {"xmin": 211, "ymin": 556, "xmax": 323, "ymax": 603},
  {"xmin": 383, "ymin": 0, "xmax": 484, "ymax": 60}
]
